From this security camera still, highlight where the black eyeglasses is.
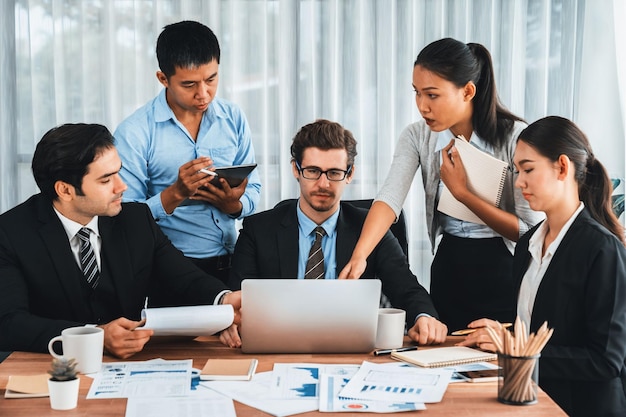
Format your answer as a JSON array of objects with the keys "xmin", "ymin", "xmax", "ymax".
[{"xmin": 295, "ymin": 161, "xmax": 352, "ymax": 181}]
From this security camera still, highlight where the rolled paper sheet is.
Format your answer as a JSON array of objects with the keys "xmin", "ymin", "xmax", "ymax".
[{"xmin": 141, "ymin": 305, "xmax": 234, "ymax": 336}]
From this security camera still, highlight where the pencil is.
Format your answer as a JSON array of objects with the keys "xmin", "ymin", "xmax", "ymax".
[
  {"xmin": 451, "ymin": 322, "xmax": 513, "ymax": 336},
  {"xmin": 199, "ymin": 168, "xmax": 218, "ymax": 177}
]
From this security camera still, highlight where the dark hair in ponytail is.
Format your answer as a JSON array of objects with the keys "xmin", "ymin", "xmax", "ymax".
[
  {"xmin": 414, "ymin": 38, "xmax": 523, "ymax": 148},
  {"xmin": 518, "ymin": 116, "xmax": 625, "ymax": 245}
]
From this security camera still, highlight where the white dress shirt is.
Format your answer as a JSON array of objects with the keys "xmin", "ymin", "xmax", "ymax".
[
  {"xmin": 517, "ymin": 202, "xmax": 584, "ymax": 331},
  {"xmin": 53, "ymin": 208, "xmax": 101, "ymax": 270}
]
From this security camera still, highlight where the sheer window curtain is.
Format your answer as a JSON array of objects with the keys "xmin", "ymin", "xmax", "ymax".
[{"xmin": 1, "ymin": 0, "xmax": 624, "ymax": 290}]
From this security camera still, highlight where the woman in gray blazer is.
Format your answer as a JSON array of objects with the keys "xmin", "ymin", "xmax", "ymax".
[{"xmin": 340, "ymin": 38, "xmax": 544, "ymax": 332}]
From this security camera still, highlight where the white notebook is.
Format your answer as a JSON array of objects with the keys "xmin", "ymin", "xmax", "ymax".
[
  {"xmin": 391, "ymin": 346, "xmax": 497, "ymax": 368},
  {"xmin": 437, "ymin": 136, "xmax": 508, "ymax": 225}
]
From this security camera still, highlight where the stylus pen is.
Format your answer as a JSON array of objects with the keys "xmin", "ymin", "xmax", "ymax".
[
  {"xmin": 199, "ymin": 168, "xmax": 218, "ymax": 177},
  {"xmin": 373, "ymin": 346, "xmax": 418, "ymax": 356}
]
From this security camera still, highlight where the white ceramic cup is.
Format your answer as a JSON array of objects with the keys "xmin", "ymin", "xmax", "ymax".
[
  {"xmin": 375, "ymin": 308, "xmax": 406, "ymax": 349},
  {"xmin": 48, "ymin": 326, "xmax": 104, "ymax": 374}
]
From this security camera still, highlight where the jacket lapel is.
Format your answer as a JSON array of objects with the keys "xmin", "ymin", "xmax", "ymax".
[
  {"xmin": 36, "ymin": 198, "xmax": 90, "ymax": 318},
  {"xmin": 277, "ymin": 202, "xmax": 301, "ymax": 278},
  {"xmin": 529, "ymin": 212, "xmax": 589, "ymax": 331},
  {"xmin": 336, "ymin": 206, "xmax": 359, "ymax": 273},
  {"xmin": 98, "ymin": 215, "xmax": 136, "ymax": 317}
]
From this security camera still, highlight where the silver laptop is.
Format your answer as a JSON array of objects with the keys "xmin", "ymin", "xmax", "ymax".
[{"xmin": 240, "ymin": 279, "xmax": 381, "ymax": 353}]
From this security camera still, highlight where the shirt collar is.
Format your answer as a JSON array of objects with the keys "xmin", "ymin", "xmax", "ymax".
[
  {"xmin": 434, "ymin": 129, "xmax": 494, "ymax": 154},
  {"xmin": 296, "ymin": 199, "xmax": 340, "ymax": 238},
  {"xmin": 154, "ymin": 89, "xmax": 226, "ymax": 123},
  {"xmin": 528, "ymin": 202, "xmax": 585, "ymax": 261},
  {"xmin": 53, "ymin": 207, "xmax": 100, "ymax": 241}
]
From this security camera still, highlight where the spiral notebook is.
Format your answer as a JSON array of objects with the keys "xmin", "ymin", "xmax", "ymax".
[
  {"xmin": 391, "ymin": 346, "xmax": 497, "ymax": 368},
  {"xmin": 437, "ymin": 136, "xmax": 509, "ymax": 225}
]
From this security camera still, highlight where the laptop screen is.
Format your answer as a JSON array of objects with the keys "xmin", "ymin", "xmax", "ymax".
[{"xmin": 240, "ymin": 279, "xmax": 381, "ymax": 353}]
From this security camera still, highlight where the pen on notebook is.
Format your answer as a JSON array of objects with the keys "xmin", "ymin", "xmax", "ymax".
[
  {"xmin": 451, "ymin": 322, "xmax": 513, "ymax": 336},
  {"xmin": 198, "ymin": 168, "xmax": 218, "ymax": 177},
  {"xmin": 373, "ymin": 346, "xmax": 418, "ymax": 356}
]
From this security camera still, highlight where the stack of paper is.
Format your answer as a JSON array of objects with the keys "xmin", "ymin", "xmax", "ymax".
[
  {"xmin": 82, "ymin": 358, "xmax": 237, "ymax": 417},
  {"xmin": 202, "ymin": 361, "xmax": 457, "ymax": 415},
  {"xmin": 77, "ymin": 357, "xmax": 494, "ymax": 416}
]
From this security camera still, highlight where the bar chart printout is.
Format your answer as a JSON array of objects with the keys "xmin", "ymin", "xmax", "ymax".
[{"xmin": 337, "ymin": 361, "xmax": 453, "ymax": 403}]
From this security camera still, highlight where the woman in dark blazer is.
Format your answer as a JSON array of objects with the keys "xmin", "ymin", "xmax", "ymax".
[{"xmin": 459, "ymin": 116, "xmax": 626, "ymax": 417}]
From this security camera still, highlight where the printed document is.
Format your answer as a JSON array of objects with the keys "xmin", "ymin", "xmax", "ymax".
[
  {"xmin": 125, "ymin": 392, "xmax": 236, "ymax": 417},
  {"xmin": 319, "ymin": 369, "xmax": 426, "ymax": 413},
  {"xmin": 202, "ymin": 371, "xmax": 318, "ymax": 417},
  {"xmin": 270, "ymin": 363, "xmax": 360, "ymax": 399},
  {"xmin": 87, "ymin": 359, "xmax": 192, "ymax": 399},
  {"xmin": 338, "ymin": 361, "xmax": 452, "ymax": 403}
]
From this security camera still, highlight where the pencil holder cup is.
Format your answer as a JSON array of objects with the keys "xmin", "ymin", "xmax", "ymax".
[{"xmin": 497, "ymin": 353, "xmax": 540, "ymax": 405}]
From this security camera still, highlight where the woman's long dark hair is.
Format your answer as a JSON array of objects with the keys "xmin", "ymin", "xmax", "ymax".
[
  {"xmin": 414, "ymin": 38, "xmax": 523, "ymax": 148},
  {"xmin": 518, "ymin": 116, "xmax": 625, "ymax": 245}
]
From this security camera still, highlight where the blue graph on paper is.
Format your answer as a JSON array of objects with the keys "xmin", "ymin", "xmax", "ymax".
[
  {"xmin": 337, "ymin": 362, "xmax": 453, "ymax": 404},
  {"xmin": 271, "ymin": 363, "xmax": 360, "ymax": 399},
  {"xmin": 291, "ymin": 367, "xmax": 318, "ymax": 397}
]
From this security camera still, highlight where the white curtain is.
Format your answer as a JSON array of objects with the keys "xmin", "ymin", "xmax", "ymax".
[{"xmin": 1, "ymin": 0, "xmax": 624, "ymax": 289}]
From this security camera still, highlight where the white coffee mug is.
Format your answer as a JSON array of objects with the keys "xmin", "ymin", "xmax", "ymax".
[
  {"xmin": 48, "ymin": 326, "xmax": 104, "ymax": 374},
  {"xmin": 375, "ymin": 308, "xmax": 406, "ymax": 349}
]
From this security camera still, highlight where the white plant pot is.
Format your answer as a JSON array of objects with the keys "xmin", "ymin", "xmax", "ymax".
[{"xmin": 48, "ymin": 377, "xmax": 80, "ymax": 410}]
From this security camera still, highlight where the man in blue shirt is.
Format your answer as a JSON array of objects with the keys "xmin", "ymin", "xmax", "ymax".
[
  {"xmin": 226, "ymin": 119, "xmax": 447, "ymax": 348},
  {"xmin": 114, "ymin": 21, "xmax": 261, "ymax": 286}
]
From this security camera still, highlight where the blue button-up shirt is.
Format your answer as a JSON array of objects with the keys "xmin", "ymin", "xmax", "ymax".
[
  {"xmin": 114, "ymin": 90, "xmax": 261, "ymax": 258},
  {"xmin": 296, "ymin": 202, "xmax": 340, "ymax": 279}
]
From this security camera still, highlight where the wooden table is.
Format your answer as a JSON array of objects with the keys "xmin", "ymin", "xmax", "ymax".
[{"xmin": 0, "ymin": 336, "xmax": 566, "ymax": 416}]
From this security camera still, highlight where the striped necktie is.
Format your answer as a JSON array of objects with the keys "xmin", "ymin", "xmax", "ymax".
[
  {"xmin": 304, "ymin": 226, "xmax": 326, "ymax": 279},
  {"xmin": 77, "ymin": 228, "xmax": 100, "ymax": 289}
]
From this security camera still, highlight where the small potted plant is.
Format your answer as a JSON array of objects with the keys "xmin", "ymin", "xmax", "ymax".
[{"xmin": 47, "ymin": 357, "xmax": 80, "ymax": 410}]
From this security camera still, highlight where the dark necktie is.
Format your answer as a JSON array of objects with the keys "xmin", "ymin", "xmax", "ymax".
[
  {"xmin": 304, "ymin": 226, "xmax": 326, "ymax": 279},
  {"xmin": 77, "ymin": 228, "xmax": 100, "ymax": 289}
]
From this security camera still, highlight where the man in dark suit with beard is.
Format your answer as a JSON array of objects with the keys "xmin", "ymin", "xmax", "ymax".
[{"xmin": 0, "ymin": 123, "xmax": 241, "ymax": 358}]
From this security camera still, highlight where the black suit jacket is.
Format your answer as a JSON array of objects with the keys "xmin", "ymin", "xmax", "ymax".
[
  {"xmin": 513, "ymin": 209, "xmax": 626, "ymax": 417},
  {"xmin": 230, "ymin": 200, "xmax": 438, "ymax": 326},
  {"xmin": 0, "ymin": 194, "xmax": 228, "ymax": 353}
]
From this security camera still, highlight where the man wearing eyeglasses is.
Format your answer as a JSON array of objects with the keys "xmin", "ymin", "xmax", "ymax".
[{"xmin": 226, "ymin": 119, "xmax": 447, "ymax": 348}]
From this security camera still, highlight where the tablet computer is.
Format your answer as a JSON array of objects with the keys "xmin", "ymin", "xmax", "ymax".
[{"xmin": 202, "ymin": 163, "xmax": 257, "ymax": 188}]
